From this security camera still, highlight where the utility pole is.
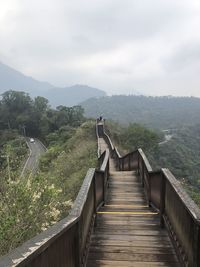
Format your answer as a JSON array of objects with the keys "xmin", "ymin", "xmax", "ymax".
[
  {"xmin": 22, "ymin": 125, "xmax": 26, "ymax": 136},
  {"xmin": 1, "ymin": 155, "xmax": 11, "ymax": 182}
]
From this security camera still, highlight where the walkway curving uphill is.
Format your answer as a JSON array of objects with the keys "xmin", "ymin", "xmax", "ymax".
[{"xmin": 87, "ymin": 138, "xmax": 180, "ymax": 267}]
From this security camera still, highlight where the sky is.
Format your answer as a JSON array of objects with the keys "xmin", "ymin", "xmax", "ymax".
[{"xmin": 0, "ymin": 0, "xmax": 200, "ymax": 96}]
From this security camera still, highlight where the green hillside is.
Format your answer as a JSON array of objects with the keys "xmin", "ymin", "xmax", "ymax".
[
  {"xmin": 82, "ymin": 95, "xmax": 200, "ymax": 129},
  {"xmin": 0, "ymin": 90, "xmax": 97, "ymax": 256}
]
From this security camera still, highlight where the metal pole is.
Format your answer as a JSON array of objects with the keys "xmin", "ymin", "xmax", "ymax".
[
  {"xmin": 7, "ymin": 155, "xmax": 11, "ymax": 182},
  {"xmin": 22, "ymin": 125, "xmax": 26, "ymax": 136},
  {"xmin": 1, "ymin": 155, "xmax": 11, "ymax": 182}
]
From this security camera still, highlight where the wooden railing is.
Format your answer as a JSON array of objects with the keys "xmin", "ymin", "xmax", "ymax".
[
  {"xmin": 101, "ymin": 122, "xmax": 200, "ymax": 267},
  {"xmin": 0, "ymin": 123, "xmax": 110, "ymax": 267}
]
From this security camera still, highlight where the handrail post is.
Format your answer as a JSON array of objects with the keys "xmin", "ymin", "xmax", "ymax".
[
  {"xmin": 137, "ymin": 151, "xmax": 139, "ymax": 175},
  {"xmin": 128, "ymin": 155, "xmax": 131, "ymax": 170},
  {"xmin": 148, "ymin": 172, "xmax": 151, "ymax": 206},
  {"xmin": 193, "ymin": 222, "xmax": 200, "ymax": 267},
  {"xmin": 104, "ymin": 158, "xmax": 109, "ymax": 203},
  {"xmin": 93, "ymin": 175, "xmax": 97, "ymax": 214},
  {"xmin": 75, "ymin": 221, "xmax": 81, "ymax": 267},
  {"xmin": 118, "ymin": 158, "xmax": 121, "ymax": 171},
  {"xmin": 142, "ymin": 160, "xmax": 144, "ymax": 187},
  {"xmin": 160, "ymin": 173, "xmax": 166, "ymax": 228}
]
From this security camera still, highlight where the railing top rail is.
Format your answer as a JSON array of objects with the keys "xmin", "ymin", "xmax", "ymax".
[
  {"xmin": 96, "ymin": 123, "xmax": 101, "ymax": 158},
  {"xmin": 100, "ymin": 149, "xmax": 109, "ymax": 172},
  {"xmin": 0, "ymin": 168, "xmax": 96, "ymax": 267},
  {"xmin": 120, "ymin": 149, "xmax": 138, "ymax": 159},
  {"xmin": 70, "ymin": 168, "xmax": 96, "ymax": 217},
  {"xmin": 162, "ymin": 168, "xmax": 200, "ymax": 222},
  {"xmin": 103, "ymin": 131, "xmax": 114, "ymax": 151},
  {"xmin": 138, "ymin": 148, "xmax": 153, "ymax": 172},
  {"xmin": 113, "ymin": 147, "xmax": 121, "ymax": 158}
]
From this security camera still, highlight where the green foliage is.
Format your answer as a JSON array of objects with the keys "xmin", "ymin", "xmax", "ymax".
[
  {"xmin": 82, "ymin": 95, "xmax": 200, "ymax": 129},
  {"xmin": 106, "ymin": 120, "xmax": 161, "ymax": 154},
  {"xmin": 0, "ymin": 90, "xmax": 96, "ymax": 256},
  {"xmin": 0, "ymin": 174, "xmax": 73, "ymax": 255},
  {"xmin": 149, "ymin": 125, "xmax": 200, "ymax": 187},
  {"xmin": 0, "ymin": 120, "xmax": 97, "ymax": 256},
  {"xmin": 0, "ymin": 90, "xmax": 85, "ymax": 140},
  {"xmin": 0, "ymin": 137, "xmax": 27, "ymax": 179},
  {"xmin": 122, "ymin": 124, "xmax": 160, "ymax": 152}
]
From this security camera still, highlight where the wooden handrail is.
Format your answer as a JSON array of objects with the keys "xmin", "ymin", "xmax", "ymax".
[{"xmin": 96, "ymin": 120, "xmax": 101, "ymax": 158}]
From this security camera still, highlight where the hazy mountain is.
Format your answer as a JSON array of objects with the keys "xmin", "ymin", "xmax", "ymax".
[
  {"xmin": 0, "ymin": 62, "xmax": 106, "ymax": 106},
  {"xmin": 43, "ymin": 85, "xmax": 106, "ymax": 107},
  {"xmin": 0, "ymin": 62, "xmax": 54, "ymax": 94},
  {"xmin": 81, "ymin": 95, "xmax": 200, "ymax": 129}
]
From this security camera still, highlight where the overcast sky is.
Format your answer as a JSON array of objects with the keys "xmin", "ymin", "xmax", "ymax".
[{"xmin": 0, "ymin": 0, "xmax": 200, "ymax": 96}]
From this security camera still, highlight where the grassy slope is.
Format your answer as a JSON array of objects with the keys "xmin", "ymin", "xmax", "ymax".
[{"xmin": 0, "ymin": 120, "xmax": 97, "ymax": 256}]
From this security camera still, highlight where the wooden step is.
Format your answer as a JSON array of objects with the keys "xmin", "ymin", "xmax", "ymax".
[{"xmin": 87, "ymin": 260, "xmax": 180, "ymax": 267}]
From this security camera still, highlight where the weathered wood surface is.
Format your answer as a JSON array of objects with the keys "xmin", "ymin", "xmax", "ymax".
[{"xmin": 87, "ymin": 138, "xmax": 180, "ymax": 267}]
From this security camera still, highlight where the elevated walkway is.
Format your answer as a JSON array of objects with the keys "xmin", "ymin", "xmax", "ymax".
[
  {"xmin": 87, "ymin": 138, "xmax": 180, "ymax": 267},
  {"xmin": 1, "ymin": 123, "xmax": 200, "ymax": 267}
]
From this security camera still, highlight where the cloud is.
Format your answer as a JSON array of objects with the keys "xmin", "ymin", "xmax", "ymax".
[
  {"xmin": 163, "ymin": 42, "xmax": 200, "ymax": 72},
  {"xmin": 0, "ymin": 0, "xmax": 200, "ymax": 96}
]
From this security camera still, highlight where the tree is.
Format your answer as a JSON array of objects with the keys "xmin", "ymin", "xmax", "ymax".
[{"xmin": 34, "ymin": 96, "xmax": 49, "ymax": 113}]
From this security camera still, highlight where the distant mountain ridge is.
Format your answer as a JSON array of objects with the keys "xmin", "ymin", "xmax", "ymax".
[
  {"xmin": 81, "ymin": 95, "xmax": 200, "ymax": 129},
  {"xmin": 0, "ymin": 62, "xmax": 106, "ymax": 107},
  {"xmin": 44, "ymin": 85, "xmax": 106, "ymax": 107}
]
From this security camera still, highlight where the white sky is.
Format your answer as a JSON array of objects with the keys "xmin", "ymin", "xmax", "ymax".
[{"xmin": 0, "ymin": 0, "xmax": 200, "ymax": 96}]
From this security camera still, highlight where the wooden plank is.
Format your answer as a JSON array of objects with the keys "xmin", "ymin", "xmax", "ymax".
[
  {"xmin": 97, "ymin": 213, "xmax": 158, "ymax": 216},
  {"xmin": 96, "ymin": 215, "xmax": 160, "ymax": 222},
  {"xmin": 90, "ymin": 239, "xmax": 174, "ymax": 248},
  {"xmin": 91, "ymin": 234, "xmax": 172, "ymax": 242},
  {"xmin": 87, "ymin": 260, "xmax": 180, "ymax": 267},
  {"xmin": 95, "ymin": 224, "xmax": 160, "ymax": 230},
  {"xmin": 105, "ymin": 200, "xmax": 147, "ymax": 205},
  {"xmin": 96, "ymin": 213, "xmax": 159, "ymax": 218},
  {"xmin": 88, "ymin": 252, "xmax": 179, "ymax": 262},
  {"xmin": 93, "ymin": 229, "xmax": 168, "ymax": 237},
  {"xmin": 89, "ymin": 246, "xmax": 176, "ymax": 254},
  {"xmin": 101, "ymin": 206, "xmax": 152, "ymax": 211}
]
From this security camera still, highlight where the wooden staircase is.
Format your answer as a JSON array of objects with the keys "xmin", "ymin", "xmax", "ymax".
[{"xmin": 86, "ymin": 139, "xmax": 180, "ymax": 267}]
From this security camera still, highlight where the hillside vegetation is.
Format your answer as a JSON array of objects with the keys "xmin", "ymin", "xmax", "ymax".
[
  {"xmin": 0, "ymin": 90, "xmax": 97, "ymax": 256},
  {"xmin": 82, "ymin": 95, "xmax": 200, "ymax": 129},
  {"xmin": 0, "ymin": 121, "xmax": 97, "ymax": 256}
]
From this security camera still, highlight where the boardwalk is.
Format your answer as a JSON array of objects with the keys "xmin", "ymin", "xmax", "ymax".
[{"xmin": 87, "ymin": 138, "xmax": 180, "ymax": 267}]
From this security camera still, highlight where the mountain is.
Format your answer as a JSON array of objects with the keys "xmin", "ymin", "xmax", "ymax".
[
  {"xmin": 42, "ymin": 85, "xmax": 106, "ymax": 107},
  {"xmin": 81, "ymin": 95, "xmax": 200, "ymax": 129},
  {"xmin": 0, "ymin": 62, "xmax": 106, "ymax": 107},
  {"xmin": 0, "ymin": 62, "xmax": 54, "ymax": 93}
]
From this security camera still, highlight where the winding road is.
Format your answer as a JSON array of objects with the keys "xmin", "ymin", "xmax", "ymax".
[{"xmin": 21, "ymin": 138, "xmax": 47, "ymax": 177}]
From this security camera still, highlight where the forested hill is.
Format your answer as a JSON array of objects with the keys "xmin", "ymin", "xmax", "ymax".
[{"xmin": 81, "ymin": 95, "xmax": 200, "ymax": 129}]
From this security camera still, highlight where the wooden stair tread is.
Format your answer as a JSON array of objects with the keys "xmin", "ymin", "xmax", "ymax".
[{"xmin": 87, "ymin": 260, "xmax": 180, "ymax": 267}]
